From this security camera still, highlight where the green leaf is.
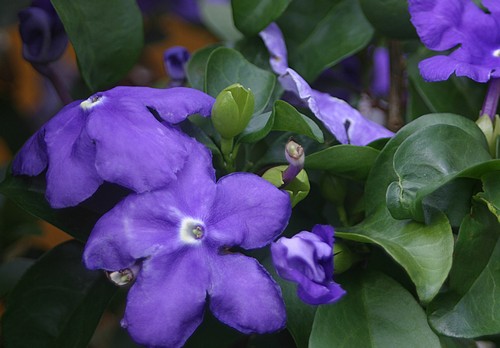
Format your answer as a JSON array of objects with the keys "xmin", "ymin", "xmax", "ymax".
[
  {"xmin": 305, "ymin": 145, "xmax": 379, "ymax": 181},
  {"xmin": 238, "ymin": 112, "xmax": 274, "ymax": 143},
  {"xmin": 205, "ymin": 47, "xmax": 276, "ymax": 114},
  {"xmin": 476, "ymin": 171, "xmax": 500, "ymax": 221},
  {"xmin": 261, "ymin": 165, "xmax": 310, "ymax": 207},
  {"xmin": 407, "ymin": 50, "xmax": 485, "ymax": 120},
  {"xmin": 278, "ymin": 0, "xmax": 373, "ymax": 81},
  {"xmin": 428, "ymin": 203, "xmax": 500, "ymax": 338},
  {"xmin": 186, "ymin": 44, "xmax": 222, "ymax": 91},
  {"xmin": 272, "ymin": 100, "xmax": 324, "ymax": 142},
  {"xmin": 51, "ymin": 0, "xmax": 143, "ymax": 92},
  {"xmin": 387, "ymin": 124, "xmax": 496, "ymax": 222},
  {"xmin": 2, "ymin": 240, "xmax": 117, "ymax": 348},
  {"xmin": 309, "ymin": 271, "xmax": 440, "ymax": 347},
  {"xmin": 198, "ymin": 0, "xmax": 242, "ymax": 41},
  {"xmin": 0, "ymin": 170, "xmax": 105, "ymax": 242},
  {"xmin": 338, "ymin": 210, "xmax": 453, "ymax": 303},
  {"xmin": 232, "ymin": 0, "xmax": 291, "ymax": 36}
]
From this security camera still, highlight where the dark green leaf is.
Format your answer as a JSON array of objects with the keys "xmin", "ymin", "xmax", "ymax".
[
  {"xmin": 428, "ymin": 203, "xmax": 500, "ymax": 338},
  {"xmin": 2, "ymin": 240, "xmax": 117, "ymax": 348},
  {"xmin": 476, "ymin": 171, "xmax": 500, "ymax": 221},
  {"xmin": 309, "ymin": 271, "xmax": 440, "ymax": 347},
  {"xmin": 0, "ymin": 258, "xmax": 34, "ymax": 298},
  {"xmin": 305, "ymin": 145, "xmax": 379, "ymax": 180},
  {"xmin": 238, "ymin": 112, "xmax": 274, "ymax": 143},
  {"xmin": 186, "ymin": 44, "xmax": 222, "ymax": 91},
  {"xmin": 198, "ymin": 0, "xmax": 242, "ymax": 41},
  {"xmin": 272, "ymin": 100, "xmax": 324, "ymax": 142},
  {"xmin": 205, "ymin": 47, "xmax": 276, "ymax": 114},
  {"xmin": 386, "ymin": 124, "xmax": 495, "ymax": 222},
  {"xmin": 51, "ymin": 0, "xmax": 143, "ymax": 92},
  {"xmin": 278, "ymin": 0, "xmax": 373, "ymax": 81},
  {"xmin": 232, "ymin": 0, "xmax": 291, "ymax": 36}
]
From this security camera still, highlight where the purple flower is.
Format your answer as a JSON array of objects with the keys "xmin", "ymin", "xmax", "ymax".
[
  {"xmin": 12, "ymin": 86, "xmax": 215, "ymax": 208},
  {"xmin": 83, "ymin": 141, "xmax": 291, "ymax": 348},
  {"xmin": 18, "ymin": 0, "xmax": 68, "ymax": 70},
  {"xmin": 409, "ymin": 0, "xmax": 500, "ymax": 83},
  {"xmin": 259, "ymin": 23, "xmax": 393, "ymax": 146},
  {"xmin": 371, "ymin": 47, "xmax": 390, "ymax": 97},
  {"xmin": 271, "ymin": 225, "xmax": 346, "ymax": 305},
  {"xmin": 163, "ymin": 46, "xmax": 190, "ymax": 86}
]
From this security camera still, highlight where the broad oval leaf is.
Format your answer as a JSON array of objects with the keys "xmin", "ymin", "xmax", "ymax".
[
  {"xmin": 2, "ymin": 240, "xmax": 117, "ymax": 348},
  {"xmin": 205, "ymin": 47, "xmax": 276, "ymax": 114},
  {"xmin": 272, "ymin": 100, "xmax": 324, "ymax": 143},
  {"xmin": 428, "ymin": 203, "xmax": 500, "ymax": 338},
  {"xmin": 186, "ymin": 44, "xmax": 222, "ymax": 92},
  {"xmin": 305, "ymin": 145, "xmax": 379, "ymax": 181},
  {"xmin": 278, "ymin": 0, "xmax": 373, "ymax": 81},
  {"xmin": 309, "ymin": 271, "xmax": 441, "ymax": 348},
  {"xmin": 232, "ymin": 0, "xmax": 291, "ymax": 36},
  {"xmin": 52, "ymin": 0, "xmax": 143, "ymax": 92}
]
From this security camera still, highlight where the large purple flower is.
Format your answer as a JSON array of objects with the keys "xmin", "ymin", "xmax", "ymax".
[
  {"xmin": 83, "ymin": 141, "xmax": 291, "ymax": 348},
  {"xmin": 259, "ymin": 23, "xmax": 393, "ymax": 146},
  {"xmin": 12, "ymin": 86, "xmax": 214, "ymax": 208},
  {"xmin": 409, "ymin": 0, "xmax": 500, "ymax": 83},
  {"xmin": 271, "ymin": 225, "xmax": 345, "ymax": 305}
]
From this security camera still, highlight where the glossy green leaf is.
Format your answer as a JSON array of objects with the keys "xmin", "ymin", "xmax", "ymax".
[
  {"xmin": 272, "ymin": 100, "xmax": 324, "ymax": 142},
  {"xmin": 2, "ymin": 240, "xmax": 117, "ymax": 348},
  {"xmin": 51, "ymin": 0, "xmax": 143, "ymax": 92},
  {"xmin": 338, "ymin": 210, "xmax": 453, "ymax": 303},
  {"xmin": 232, "ymin": 0, "xmax": 291, "ymax": 36},
  {"xmin": 338, "ymin": 114, "xmax": 475, "ymax": 302},
  {"xmin": 309, "ymin": 271, "xmax": 440, "ymax": 347},
  {"xmin": 198, "ymin": 0, "xmax": 242, "ymax": 41},
  {"xmin": 428, "ymin": 203, "xmax": 500, "ymax": 338},
  {"xmin": 0, "ymin": 170, "xmax": 111, "ymax": 242},
  {"xmin": 186, "ymin": 44, "xmax": 221, "ymax": 91},
  {"xmin": 305, "ymin": 145, "xmax": 379, "ymax": 181},
  {"xmin": 387, "ymin": 124, "xmax": 495, "ymax": 222},
  {"xmin": 205, "ymin": 47, "xmax": 276, "ymax": 114},
  {"xmin": 238, "ymin": 112, "xmax": 274, "ymax": 143},
  {"xmin": 407, "ymin": 50, "xmax": 485, "ymax": 120},
  {"xmin": 476, "ymin": 171, "xmax": 500, "ymax": 221},
  {"xmin": 278, "ymin": 0, "xmax": 373, "ymax": 81},
  {"xmin": 359, "ymin": 0, "xmax": 417, "ymax": 39}
]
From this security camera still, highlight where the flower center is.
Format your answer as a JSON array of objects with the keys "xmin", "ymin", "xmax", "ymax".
[
  {"xmin": 493, "ymin": 49, "xmax": 500, "ymax": 58},
  {"xmin": 106, "ymin": 268, "xmax": 136, "ymax": 286},
  {"xmin": 80, "ymin": 94, "xmax": 104, "ymax": 110},
  {"xmin": 180, "ymin": 218, "xmax": 205, "ymax": 244}
]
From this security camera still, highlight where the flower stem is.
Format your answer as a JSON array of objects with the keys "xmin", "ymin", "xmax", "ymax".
[
  {"xmin": 387, "ymin": 41, "xmax": 406, "ymax": 132},
  {"xmin": 45, "ymin": 64, "xmax": 73, "ymax": 105},
  {"xmin": 481, "ymin": 78, "xmax": 500, "ymax": 120},
  {"xmin": 220, "ymin": 137, "xmax": 235, "ymax": 173}
]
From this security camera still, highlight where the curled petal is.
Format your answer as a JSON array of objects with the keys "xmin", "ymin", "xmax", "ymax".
[
  {"xmin": 11, "ymin": 127, "xmax": 47, "ymax": 177},
  {"xmin": 207, "ymin": 173, "xmax": 291, "ymax": 249},
  {"xmin": 122, "ymin": 250, "xmax": 210, "ymax": 348},
  {"xmin": 259, "ymin": 23, "xmax": 289, "ymax": 75},
  {"xmin": 208, "ymin": 253, "xmax": 286, "ymax": 334}
]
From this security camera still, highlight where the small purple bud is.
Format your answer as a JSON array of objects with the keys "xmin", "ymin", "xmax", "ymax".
[
  {"xmin": 18, "ymin": 0, "xmax": 68, "ymax": 67},
  {"xmin": 282, "ymin": 139, "xmax": 304, "ymax": 187},
  {"xmin": 164, "ymin": 46, "xmax": 190, "ymax": 86}
]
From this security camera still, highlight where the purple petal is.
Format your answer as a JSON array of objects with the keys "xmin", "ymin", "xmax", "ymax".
[
  {"xmin": 11, "ymin": 127, "xmax": 47, "ymax": 176},
  {"xmin": 164, "ymin": 46, "xmax": 190, "ymax": 81},
  {"xmin": 297, "ymin": 280, "xmax": 345, "ymax": 306},
  {"xmin": 207, "ymin": 173, "xmax": 291, "ymax": 249},
  {"xmin": 483, "ymin": 0, "xmax": 500, "ymax": 14},
  {"xmin": 43, "ymin": 101, "xmax": 102, "ymax": 208},
  {"xmin": 259, "ymin": 23, "xmax": 289, "ymax": 75},
  {"xmin": 208, "ymin": 252, "xmax": 286, "ymax": 334},
  {"xmin": 408, "ymin": 0, "xmax": 485, "ymax": 51},
  {"xmin": 371, "ymin": 47, "xmax": 390, "ymax": 97},
  {"xmin": 122, "ymin": 250, "xmax": 210, "ymax": 348},
  {"xmin": 103, "ymin": 86, "xmax": 215, "ymax": 124}
]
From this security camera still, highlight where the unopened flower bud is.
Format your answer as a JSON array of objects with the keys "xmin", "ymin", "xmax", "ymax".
[
  {"xmin": 282, "ymin": 139, "xmax": 304, "ymax": 187},
  {"xmin": 163, "ymin": 46, "xmax": 190, "ymax": 86},
  {"xmin": 211, "ymin": 83, "xmax": 255, "ymax": 139}
]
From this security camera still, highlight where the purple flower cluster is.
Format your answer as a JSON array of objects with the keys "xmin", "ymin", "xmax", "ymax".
[
  {"xmin": 12, "ymin": 86, "xmax": 294, "ymax": 347},
  {"xmin": 259, "ymin": 23, "xmax": 394, "ymax": 146}
]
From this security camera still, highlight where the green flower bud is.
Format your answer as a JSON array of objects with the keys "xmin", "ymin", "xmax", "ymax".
[
  {"xmin": 333, "ymin": 242, "xmax": 356, "ymax": 274},
  {"xmin": 476, "ymin": 114, "xmax": 500, "ymax": 156},
  {"xmin": 211, "ymin": 83, "xmax": 255, "ymax": 139}
]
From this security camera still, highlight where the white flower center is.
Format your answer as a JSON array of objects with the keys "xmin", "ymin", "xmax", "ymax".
[
  {"xmin": 80, "ymin": 94, "xmax": 104, "ymax": 110},
  {"xmin": 180, "ymin": 218, "xmax": 205, "ymax": 244},
  {"xmin": 493, "ymin": 49, "xmax": 500, "ymax": 58}
]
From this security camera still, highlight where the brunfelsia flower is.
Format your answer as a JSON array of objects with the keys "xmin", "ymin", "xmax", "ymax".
[
  {"xmin": 83, "ymin": 141, "xmax": 291, "ymax": 348},
  {"xmin": 409, "ymin": 0, "xmax": 500, "ymax": 82},
  {"xmin": 259, "ymin": 23, "xmax": 393, "ymax": 146},
  {"xmin": 18, "ymin": 0, "xmax": 68, "ymax": 69},
  {"xmin": 271, "ymin": 224, "xmax": 346, "ymax": 305},
  {"xmin": 163, "ymin": 46, "xmax": 190, "ymax": 86},
  {"xmin": 12, "ymin": 86, "xmax": 214, "ymax": 208}
]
